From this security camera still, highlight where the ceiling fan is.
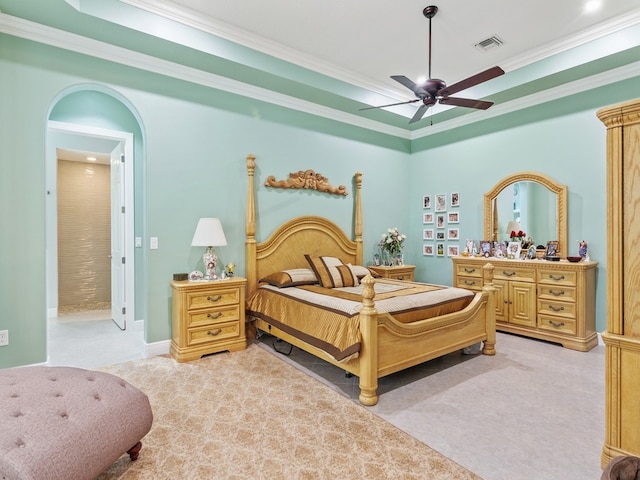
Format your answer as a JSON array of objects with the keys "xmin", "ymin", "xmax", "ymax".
[{"xmin": 361, "ymin": 5, "xmax": 505, "ymax": 124}]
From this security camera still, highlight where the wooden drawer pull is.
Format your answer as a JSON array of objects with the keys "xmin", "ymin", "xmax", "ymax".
[
  {"xmin": 464, "ymin": 280, "xmax": 477, "ymax": 286},
  {"xmin": 464, "ymin": 268, "xmax": 476, "ymax": 273},
  {"xmin": 548, "ymin": 305, "xmax": 565, "ymax": 312},
  {"xmin": 502, "ymin": 271, "xmax": 516, "ymax": 277},
  {"xmin": 397, "ymin": 276, "xmax": 404, "ymax": 280},
  {"xmin": 207, "ymin": 312, "xmax": 222, "ymax": 320},
  {"xmin": 548, "ymin": 274, "xmax": 565, "ymax": 281},
  {"xmin": 207, "ymin": 328, "xmax": 222, "ymax": 336},
  {"xmin": 206, "ymin": 295, "xmax": 222, "ymax": 302},
  {"xmin": 548, "ymin": 320, "xmax": 565, "ymax": 328},
  {"xmin": 549, "ymin": 289, "xmax": 565, "ymax": 296}
]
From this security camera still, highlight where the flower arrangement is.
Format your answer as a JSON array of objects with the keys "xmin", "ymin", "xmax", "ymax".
[
  {"xmin": 379, "ymin": 227, "xmax": 407, "ymax": 258},
  {"xmin": 509, "ymin": 229, "xmax": 526, "ymax": 243}
]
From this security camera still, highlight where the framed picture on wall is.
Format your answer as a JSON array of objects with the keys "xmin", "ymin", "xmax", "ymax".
[
  {"xmin": 423, "ymin": 213, "xmax": 434, "ymax": 224},
  {"xmin": 451, "ymin": 192, "xmax": 460, "ymax": 207},
  {"xmin": 447, "ymin": 245, "xmax": 460, "ymax": 257},
  {"xmin": 447, "ymin": 228, "xmax": 459, "ymax": 240},
  {"xmin": 436, "ymin": 243, "xmax": 445, "ymax": 257},
  {"xmin": 435, "ymin": 194, "xmax": 447, "ymax": 212},
  {"xmin": 436, "ymin": 214, "xmax": 446, "ymax": 228},
  {"xmin": 423, "ymin": 228, "xmax": 434, "ymax": 240},
  {"xmin": 436, "ymin": 231, "xmax": 445, "ymax": 241},
  {"xmin": 423, "ymin": 195, "xmax": 431, "ymax": 209},
  {"xmin": 448, "ymin": 212, "xmax": 459, "ymax": 224},
  {"xmin": 423, "ymin": 244, "xmax": 434, "ymax": 256}
]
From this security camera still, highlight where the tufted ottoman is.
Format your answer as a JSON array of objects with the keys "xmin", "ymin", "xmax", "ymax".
[{"xmin": 0, "ymin": 366, "xmax": 153, "ymax": 480}]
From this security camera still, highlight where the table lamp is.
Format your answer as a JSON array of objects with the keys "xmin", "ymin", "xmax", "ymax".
[
  {"xmin": 505, "ymin": 220, "xmax": 521, "ymax": 240},
  {"xmin": 191, "ymin": 218, "xmax": 227, "ymax": 279}
]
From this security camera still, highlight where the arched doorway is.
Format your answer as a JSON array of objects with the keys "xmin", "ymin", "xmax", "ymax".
[{"xmin": 45, "ymin": 85, "xmax": 146, "ymax": 368}]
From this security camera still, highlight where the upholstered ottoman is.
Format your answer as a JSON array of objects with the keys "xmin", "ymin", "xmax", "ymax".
[{"xmin": 0, "ymin": 366, "xmax": 153, "ymax": 480}]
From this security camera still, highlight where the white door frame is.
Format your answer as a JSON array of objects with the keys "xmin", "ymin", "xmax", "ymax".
[{"xmin": 47, "ymin": 120, "xmax": 135, "ymax": 326}]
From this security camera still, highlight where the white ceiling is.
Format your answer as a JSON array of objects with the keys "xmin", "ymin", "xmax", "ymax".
[{"xmin": 126, "ymin": 0, "xmax": 640, "ymax": 103}]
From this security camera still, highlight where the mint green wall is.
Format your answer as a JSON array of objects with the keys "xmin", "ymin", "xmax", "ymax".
[
  {"xmin": 408, "ymin": 109, "xmax": 608, "ymax": 330},
  {"xmin": 0, "ymin": 33, "xmax": 637, "ymax": 367},
  {"xmin": 0, "ymin": 34, "xmax": 409, "ymax": 367}
]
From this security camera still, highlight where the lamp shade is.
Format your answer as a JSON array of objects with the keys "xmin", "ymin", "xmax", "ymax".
[
  {"xmin": 191, "ymin": 218, "xmax": 227, "ymax": 247},
  {"xmin": 505, "ymin": 220, "xmax": 521, "ymax": 235}
]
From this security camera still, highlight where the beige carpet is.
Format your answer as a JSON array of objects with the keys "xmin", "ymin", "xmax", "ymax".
[{"xmin": 97, "ymin": 344, "xmax": 481, "ymax": 480}]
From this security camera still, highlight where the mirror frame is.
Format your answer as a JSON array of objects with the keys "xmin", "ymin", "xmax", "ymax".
[{"xmin": 483, "ymin": 171, "xmax": 568, "ymax": 258}]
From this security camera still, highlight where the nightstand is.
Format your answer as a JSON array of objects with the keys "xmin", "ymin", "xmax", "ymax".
[
  {"xmin": 170, "ymin": 276, "xmax": 247, "ymax": 362},
  {"xmin": 368, "ymin": 265, "xmax": 415, "ymax": 281}
]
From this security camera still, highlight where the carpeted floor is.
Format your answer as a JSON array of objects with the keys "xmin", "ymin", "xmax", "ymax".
[{"xmin": 98, "ymin": 344, "xmax": 481, "ymax": 480}]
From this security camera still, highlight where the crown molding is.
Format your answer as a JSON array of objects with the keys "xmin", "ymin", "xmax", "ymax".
[{"xmin": 0, "ymin": 13, "xmax": 409, "ymax": 139}]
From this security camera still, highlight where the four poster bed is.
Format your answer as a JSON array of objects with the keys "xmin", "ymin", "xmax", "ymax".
[{"xmin": 243, "ymin": 154, "xmax": 496, "ymax": 406}]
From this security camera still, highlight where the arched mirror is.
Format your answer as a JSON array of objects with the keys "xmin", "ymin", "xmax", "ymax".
[{"xmin": 484, "ymin": 172, "xmax": 568, "ymax": 257}]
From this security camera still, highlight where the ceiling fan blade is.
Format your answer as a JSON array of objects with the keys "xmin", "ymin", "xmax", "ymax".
[
  {"xmin": 437, "ymin": 66, "xmax": 505, "ymax": 97},
  {"xmin": 409, "ymin": 103, "xmax": 432, "ymax": 124},
  {"xmin": 439, "ymin": 97, "xmax": 494, "ymax": 110},
  {"xmin": 359, "ymin": 99, "xmax": 420, "ymax": 111},
  {"xmin": 391, "ymin": 75, "xmax": 427, "ymax": 96}
]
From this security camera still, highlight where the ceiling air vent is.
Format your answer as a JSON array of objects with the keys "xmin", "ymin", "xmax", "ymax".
[{"xmin": 474, "ymin": 35, "xmax": 504, "ymax": 52}]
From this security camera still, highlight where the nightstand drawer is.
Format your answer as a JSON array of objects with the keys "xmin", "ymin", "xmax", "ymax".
[
  {"xmin": 187, "ymin": 305, "xmax": 241, "ymax": 328},
  {"xmin": 186, "ymin": 287, "xmax": 240, "ymax": 310},
  {"xmin": 187, "ymin": 321, "xmax": 241, "ymax": 346}
]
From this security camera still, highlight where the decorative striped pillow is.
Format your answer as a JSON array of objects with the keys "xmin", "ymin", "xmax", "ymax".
[
  {"xmin": 259, "ymin": 268, "xmax": 318, "ymax": 288},
  {"xmin": 304, "ymin": 255, "xmax": 359, "ymax": 288}
]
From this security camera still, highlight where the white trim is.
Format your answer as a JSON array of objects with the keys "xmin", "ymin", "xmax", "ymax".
[
  {"xmin": 144, "ymin": 339, "xmax": 171, "ymax": 357},
  {"xmin": 1, "ymin": 12, "xmax": 639, "ymax": 138}
]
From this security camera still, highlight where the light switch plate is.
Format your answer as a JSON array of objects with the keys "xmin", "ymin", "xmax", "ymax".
[
  {"xmin": 150, "ymin": 237, "xmax": 158, "ymax": 249},
  {"xmin": 0, "ymin": 330, "xmax": 8, "ymax": 347}
]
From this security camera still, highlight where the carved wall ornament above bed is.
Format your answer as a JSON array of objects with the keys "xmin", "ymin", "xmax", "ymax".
[{"xmin": 264, "ymin": 169, "xmax": 348, "ymax": 196}]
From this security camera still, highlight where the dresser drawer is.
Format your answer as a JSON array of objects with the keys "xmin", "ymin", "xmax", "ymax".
[
  {"xmin": 494, "ymin": 266, "xmax": 535, "ymax": 282},
  {"xmin": 456, "ymin": 276, "xmax": 483, "ymax": 291},
  {"xmin": 455, "ymin": 264, "xmax": 483, "ymax": 278},
  {"xmin": 538, "ymin": 285, "xmax": 577, "ymax": 302},
  {"xmin": 187, "ymin": 321, "xmax": 241, "ymax": 346},
  {"xmin": 537, "ymin": 314, "xmax": 577, "ymax": 335},
  {"xmin": 387, "ymin": 270, "xmax": 414, "ymax": 281},
  {"xmin": 187, "ymin": 304, "xmax": 241, "ymax": 328},
  {"xmin": 537, "ymin": 269, "xmax": 577, "ymax": 286},
  {"xmin": 537, "ymin": 300, "xmax": 577, "ymax": 319},
  {"xmin": 186, "ymin": 287, "xmax": 240, "ymax": 310}
]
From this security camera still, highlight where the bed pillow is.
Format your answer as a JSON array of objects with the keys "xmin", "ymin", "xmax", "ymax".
[
  {"xmin": 259, "ymin": 268, "xmax": 318, "ymax": 288},
  {"xmin": 348, "ymin": 264, "xmax": 371, "ymax": 279},
  {"xmin": 304, "ymin": 254, "xmax": 359, "ymax": 288}
]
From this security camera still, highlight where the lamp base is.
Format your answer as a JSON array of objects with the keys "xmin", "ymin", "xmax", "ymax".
[{"xmin": 203, "ymin": 246, "xmax": 218, "ymax": 280}]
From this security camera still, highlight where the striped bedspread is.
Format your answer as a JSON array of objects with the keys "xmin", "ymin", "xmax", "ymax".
[{"xmin": 246, "ymin": 279, "xmax": 474, "ymax": 361}]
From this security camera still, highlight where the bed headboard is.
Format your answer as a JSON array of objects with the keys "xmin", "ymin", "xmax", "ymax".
[{"xmin": 245, "ymin": 154, "xmax": 363, "ymax": 294}]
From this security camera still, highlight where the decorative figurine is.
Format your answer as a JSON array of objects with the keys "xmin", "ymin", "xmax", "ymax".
[
  {"xmin": 226, "ymin": 262, "xmax": 236, "ymax": 277},
  {"xmin": 579, "ymin": 240, "xmax": 589, "ymax": 261}
]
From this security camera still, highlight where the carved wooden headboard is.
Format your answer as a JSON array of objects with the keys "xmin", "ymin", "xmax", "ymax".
[{"xmin": 244, "ymin": 154, "xmax": 363, "ymax": 294}]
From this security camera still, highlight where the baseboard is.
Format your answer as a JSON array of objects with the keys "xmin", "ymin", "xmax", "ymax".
[{"xmin": 145, "ymin": 339, "xmax": 171, "ymax": 357}]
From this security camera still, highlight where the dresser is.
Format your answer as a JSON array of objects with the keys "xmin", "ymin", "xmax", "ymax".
[
  {"xmin": 170, "ymin": 277, "xmax": 247, "ymax": 362},
  {"xmin": 598, "ymin": 98, "xmax": 640, "ymax": 466},
  {"xmin": 452, "ymin": 256, "xmax": 597, "ymax": 351},
  {"xmin": 368, "ymin": 265, "xmax": 415, "ymax": 281}
]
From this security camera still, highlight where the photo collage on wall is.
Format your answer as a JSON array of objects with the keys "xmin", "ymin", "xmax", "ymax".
[{"xmin": 422, "ymin": 192, "xmax": 460, "ymax": 257}]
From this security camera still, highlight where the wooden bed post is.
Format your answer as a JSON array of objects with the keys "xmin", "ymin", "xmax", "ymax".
[
  {"xmin": 482, "ymin": 263, "xmax": 497, "ymax": 355},
  {"xmin": 358, "ymin": 274, "xmax": 379, "ymax": 406},
  {"xmin": 246, "ymin": 154, "xmax": 257, "ymax": 294},
  {"xmin": 354, "ymin": 172, "xmax": 363, "ymax": 265}
]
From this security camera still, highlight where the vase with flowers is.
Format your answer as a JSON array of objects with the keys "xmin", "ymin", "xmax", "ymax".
[
  {"xmin": 509, "ymin": 229, "xmax": 527, "ymax": 246},
  {"xmin": 379, "ymin": 227, "xmax": 406, "ymax": 266}
]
